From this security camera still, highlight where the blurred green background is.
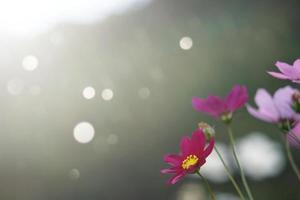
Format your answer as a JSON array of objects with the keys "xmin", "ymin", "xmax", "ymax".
[{"xmin": 0, "ymin": 0, "xmax": 300, "ymax": 199}]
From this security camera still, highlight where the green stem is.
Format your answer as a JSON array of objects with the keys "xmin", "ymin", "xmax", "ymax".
[
  {"xmin": 227, "ymin": 125, "xmax": 254, "ymax": 200},
  {"xmin": 214, "ymin": 146, "xmax": 246, "ymax": 200},
  {"xmin": 196, "ymin": 171, "xmax": 216, "ymax": 200},
  {"xmin": 284, "ymin": 135, "xmax": 300, "ymax": 182}
]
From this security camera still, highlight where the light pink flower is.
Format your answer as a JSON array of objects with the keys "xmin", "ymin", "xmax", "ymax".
[
  {"xmin": 246, "ymin": 86, "xmax": 300, "ymax": 123},
  {"xmin": 248, "ymin": 86, "xmax": 300, "ymax": 147},
  {"xmin": 161, "ymin": 129, "xmax": 214, "ymax": 184},
  {"xmin": 268, "ymin": 59, "xmax": 300, "ymax": 83},
  {"xmin": 192, "ymin": 85, "xmax": 248, "ymax": 119}
]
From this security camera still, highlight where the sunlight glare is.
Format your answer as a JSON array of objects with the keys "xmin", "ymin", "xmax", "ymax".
[{"xmin": 0, "ymin": 0, "xmax": 151, "ymax": 36}]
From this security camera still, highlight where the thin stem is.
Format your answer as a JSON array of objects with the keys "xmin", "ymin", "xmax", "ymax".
[
  {"xmin": 227, "ymin": 125, "xmax": 254, "ymax": 200},
  {"xmin": 196, "ymin": 171, "xmax": 216, "ymax": 200},
  {"xmin": 284, "ymin": 135, "xmax": 300, "ymax": 182},
  {"xmin": 214, "ymin": 146, "xmax": 246, "ymax": 200}
]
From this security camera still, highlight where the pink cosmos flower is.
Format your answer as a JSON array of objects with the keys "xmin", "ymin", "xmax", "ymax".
[
  {"xmin": 161, "ymin": 129, "xmax": 214, "ymax": 184},
  {"xmin": 247, "ymin": 86, "xmax": 300, "ymax": 123},
  {"xmin": 192, "ymin": 85, "xmax": 248, "ymax": 120},
  {"xmin": 268, "ymin": 59, "xmax": 300, "ymax": 83}
]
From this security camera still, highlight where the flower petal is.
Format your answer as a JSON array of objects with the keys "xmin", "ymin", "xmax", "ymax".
[
  {"xmin": 190, "ymin": 129, "xmax": 206, "ymax": 155},
  {"xmin": 167, "ymin": 171, "xmax": 186, "ymax": 185},
  {"xmin": 180, "ymin": 136, "xmax": 191, "ymax": 156},
  {"xmin": 192, "ymin": 96, "xmax": 227, "ymax": 117},
  {"xmin": 163, "ymin": 154, "xmax": 182, "ymax": 166},
  {"xmin": 293, "ymin": 59, "xmax": 300, "ymax": 70},
  {"xmin": 275, "ymin": 61, "xmax": 298, "ymax": 79},
  {"xmin": 267, "ymin": 71, "xmax": 290, "ymax": 79},
  {"xmin": 289, "ymin": 123, "xmax": 300, "ymax": 148},
  {"xmin": 273, "ymin": 86, "xmax": 295, "ymax": 119},
  {"xmin": 254, "ymin": 89, "xmax": 280, "ymax": 121},
  {"xmin": 201, "ymin": 138, "xmax": 215, "ymax": 158},
  {"xmin": 225, "ymin": 85, "xmax": 248, "ymax": 112},
  {"xmin": 246, "ymin": 105, "xmax": 277, "ymax": 123},
  {"xmin": 161, "ymin": 166, "xmax": 180, "ymax": 174}
]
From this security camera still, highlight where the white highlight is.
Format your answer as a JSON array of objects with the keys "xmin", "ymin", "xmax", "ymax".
[
  {"xmin": 237, "ymin": 133, "xmax": 285, "ymax": 180},
  {"xmin": 73, "ymin": 122, "xmax": 95, "ymax": 143},
  {"xmin": 201, "ymin": 143, "xmax": 231, "ymax": 183},
  {"xmin": 0, "ymin": 0, "xmax": 151, "ymax": 36},
  {"xmin": 176, "ymin": 183, "xmax": 204, "ymax": 200},
  {"xmin": 180, "ymin": 37, "xmax": 193, "ymax": 50},
  {"xmin": 82, "ymin": 86, "xmax": 96, "ymax": 99},
  {"xmin": 22, "ymin": 55, "xmax": 39, "ymax": 71},
  {"xmin": 7, "ymin": 78, "xmax": 24, "ymax": 95},
  {"xmin": 101, "ymin": 89, "xmax": 114, "ymax": 101}
]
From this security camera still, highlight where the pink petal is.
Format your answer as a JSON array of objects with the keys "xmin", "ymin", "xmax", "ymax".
[
  {"xmin": 246, "ymin": 105, "xmax": 277, "ymax": 123},
  {"xmin": 161, "ymin": 166, "xmax": 180, "ymax": 174},
  {"xmin": 190, "ymin": 129, "xmax": 206, "ymax": 155},
  {"xmin": 275, "ymin": 61, "xmax": 298, "ymax": 79},
  {"xmin": 254, "ymin": 89, "xmax": 280, "ymax": 121},
  {"xmin": 161, "ymin": 168, "xmax": 177, "ymax": 174},
  {"xmin": 180, "ymin": 136, "xmax": 191, "ymax": 156},
  {"xmin": 273, "ymin": 86, "xmax": 294, "ymax": 119},
  {"xmin": 267, "ymin": 71, "xmax": 289, "ymax": 79},
  {"xmin": 167, "ymin": 171, "xmax": 186, "ymax": 185},
  {"xmin": 163, "ymin": 154, "xmax": 182, "ymax": 166},
  {"xmin": 192, "ymin": 97, "xmax": 218, "ymax": 118},
  {"xmin": 192, "ymin": 96, "xmax": 227, "ymax": 117},
  {"xmin": 201, "ymin": 138, "xmax": 215, "ymax": 158},
  {"xmin": 288, "ymin": 123, "xmax": 300, "ymax": 148},
  {"xmin": 225, "ymin": 85, "xmax": 248, "ymax": 112},
  {"xmin": 293, "ymin": 59, "xmax": 300, "ymax": 70}
]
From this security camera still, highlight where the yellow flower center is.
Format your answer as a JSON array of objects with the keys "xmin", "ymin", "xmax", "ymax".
[{"xmin": 182, "ymin": 155, "xmax": 199, "ymax": 169}]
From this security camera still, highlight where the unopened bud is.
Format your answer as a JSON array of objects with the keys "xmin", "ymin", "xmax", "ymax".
[
  {"xmin": 198, "ymin": 122, "xmax": 215, "ymax": 140},
  {"xmin": 221, "ymin": 112, "xmax": 233, "ymax": 124},
  {"xmin": 278, "ymin": 119, "xmax": 294, "ymax": 134}
]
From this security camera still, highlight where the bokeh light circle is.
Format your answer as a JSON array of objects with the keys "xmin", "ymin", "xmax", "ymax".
[
  {"xmin": 73, "ymin": 122, "xmax": 95, "ymax": 144},
  {"xmin": 82, "ymin": 86, "xmax": 96, "ymax": 99},
  {"xmin": 22, "ymin": 55, "xmax": 39, "ymax": 71},
  {"xmin": 179, "ymin": 37, "xmax": 193, "ymax": 50},
  {"xmin": 101, "ymin": 88, "xmax": 114, "ymax": 101},
  {"xmin": 7, "ymin": 78, "xmax": 24, "ymax": 95},
  {"xmin": 69, "ymin": 168, "xmax": 80, "ymax": 180},
  {"xmin": 201, "ymin": 143, "xmax": 231, "ymax": 183},
  {"xmin": 138, "ymin": 87, "xmax": 150, "ymax": 99},
  {"xmin": 237, "ymin": 133, "xmax": 285, "ymax": 180}
]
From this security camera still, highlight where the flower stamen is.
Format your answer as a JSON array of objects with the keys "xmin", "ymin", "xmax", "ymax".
[{"xmin": 182, "ymin": 155, "xmax": 199, "ymax": 169}]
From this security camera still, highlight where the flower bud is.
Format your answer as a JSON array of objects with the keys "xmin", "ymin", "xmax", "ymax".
[
  {"xmin": 278, "ymin": 119, "xmax": 294, "ymax": 134},
  {"xmin": 198, "ymin": 122, "xmax": 215, "ymax": 140},
  {"xmin": 292, "ymin": 91, "xmax": 300, "ymax": 113},
  {"xmin": 221, "ymin": 112, "xmax": 233, "ymax": 124}
]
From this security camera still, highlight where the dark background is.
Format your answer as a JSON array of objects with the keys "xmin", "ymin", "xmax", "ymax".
[{"xmin": 0, "ymin": 0, "xmax": 300, "ymax": 199}]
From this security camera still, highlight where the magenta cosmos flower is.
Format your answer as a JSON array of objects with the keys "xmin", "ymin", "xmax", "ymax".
[
  {"xmin": 247, "ymin": 86, "xmax": 300, "ymax": 131},
  {"xmin": 268, "ymin": 59, "xmax": 300, "ymax": 83},
  {"xmin": 192, "ymin": 85, "xmax": 248, "ymax": 121},
  {"xmin": 161, "ymin": 129, "xmax": 214, "ymax": 184}
]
